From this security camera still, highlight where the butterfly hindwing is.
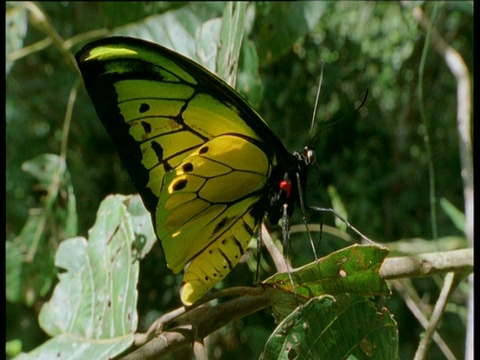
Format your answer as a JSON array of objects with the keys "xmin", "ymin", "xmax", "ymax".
[
  {"xmin": 158, "ymin": 134, "xmax": 273, "ymax": 304},
  {"xmin": 76, "ymin": 37, "xmax": 299, "ymax": 305},
  {"xmin": 181, "ymin": 207, "xmax": 259, "ymax": 305}
]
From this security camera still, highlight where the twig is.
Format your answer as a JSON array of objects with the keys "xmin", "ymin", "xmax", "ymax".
[
  {"xmin": 392, "ymin": 279, "xmax": 456, "ymax": 359},
  {"xmin": 380, "ymin": 248, "xmax": 473, "ymax": 279},
  {"xmin": 121, "ymin": 293, "xmax": 270, "ymax": 360},
  {"xmin": 414, "ymin": 272, "xmax": 457, "ymax": 360},
  {"xmin": 262, "ymin": 223, "xmax": 290, "ymax": 272},
  {"xmin": 134, "ymin": 307, "xmax": 185, "ymax": 346}
]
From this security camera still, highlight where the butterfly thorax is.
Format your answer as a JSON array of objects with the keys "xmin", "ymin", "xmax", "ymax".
[{"xmin": 264, "ymin": 145, "xmax": 315, "ymax": 226}]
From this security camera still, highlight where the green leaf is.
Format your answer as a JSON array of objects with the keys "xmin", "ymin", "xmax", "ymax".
[
  {"xmin": 21, "ymin": 154, "xmax": 78, "ymax": 242},
  {"xmin": 6, "ymin": 339, "xmax": 22, "ymax": 358},
  {"xmin": 126, "ymin": 194, "xmax": 157, "ymax": 260},
  {"xmin": 327, "ymin": 185, "xmax": 348, "ymax": 232},
  {"xmin": 387, "ymin": 236, "xmax": 467, "ymax": 256},
  {"xmin": 21, "ymin": 154, "xmax": 63, "ymax": 190},
  {"xmin": 15, "ymin": 195, "xmax": 150, "ymax": 360},
  {"xmin": 6, "ymin": 154, "xmax": 77, "ymax": 305},
  {"xmin": 195, "ymin": 2, "xmax": 247, "ymax": 87},
  {"xmin": 196, "ymin": 17, "xmax": 222, "ymax": 73},
  {"xmin": 6, "ymin": 211, "xmax": 56, "ymax": 305},
  {"xmin": 260, "ymin": 294, "xmax": 398, "ymax": 360},
  {"xmin": 5, "ymin": 240, "xmax": 25, "ymax": 303},
  {"xmin": 440, "ymin": 197, "xmax": 466, "ymax": 233},
  {"xmin": 237, "ymin": 39, "xmax": 263, "ymax": 109},
  {"xmin": 264, "ymin": 244, "xmax": 390, "ymax": 321},
  {"xmin": 108, "ymin": 2, "xmax": 224, "ymax": 62},
  {"xmin": 6, "ymin": 3, "xmax": 29, "ymax": 75},
  {"xmin": 100, "ymin": 2, "xmax": 188, "ymax": 28},
  {"xmin": 217, "ymin": 2, "xmax": 246, "ymax": 87}
]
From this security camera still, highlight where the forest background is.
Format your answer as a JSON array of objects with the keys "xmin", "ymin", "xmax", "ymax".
[{"xmin": 6, "ymin": 2, "xmax": 473, "ymax": 359}]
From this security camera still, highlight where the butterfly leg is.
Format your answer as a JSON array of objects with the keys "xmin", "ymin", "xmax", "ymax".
[
  {"xmin": 309, "ymin": 206, "xmax": 375, "ymax": 244},
  {"xmin": 281, "ymin": 203, "xmax": 299, "ymax": 300},
  {"xmin": 295, "ymin": 172, "xmax": 318, "ymax": 264},
  {"xmin": 315, "ymin": 211, "xmax": 324, "ymax": 257},
  {"xmin": 255, "ymin": 225, "xmax": 263, "ymax": 283}
]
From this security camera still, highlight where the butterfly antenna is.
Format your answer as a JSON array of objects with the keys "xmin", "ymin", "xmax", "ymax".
[
  {"xmin": 309, "ymin": 89, "xmax": 369, "ymax": 147},
  {"xmin": 309, "ymin": 206, "xmax": 376, "ymax": 244},
  {"xmin": 255, "ymin": 226, "xmax": 263, "ymax": 283},
  {"xmin": 308, "ymin": 62, "xmax": 325, "ymax": 142}
]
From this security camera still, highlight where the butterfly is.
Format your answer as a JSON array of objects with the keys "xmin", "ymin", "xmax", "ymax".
[{"xmin": 76, "ymin": 37, "xmax": 315, "ymax": 306}]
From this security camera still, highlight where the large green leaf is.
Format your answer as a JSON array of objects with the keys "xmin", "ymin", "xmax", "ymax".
[
  {"xmin": 260, "ymin": 294, "xmax": 398, "ymax": 360},
  {"xmin": 264, "ymin": 244, "xmax": 390, "ymax": 321},
  {"xmin": 216, "ymin": 2, "xmax": 246, "ymax": 87},
  {"xmin": 15, "ymin": 194, "xmax": 156, "ymax": 360},
  {"xmin": 6, "ymin": 3, "xmax": 28, "ymax": 75},
  {"xmin": 108, "ymin": 2, "xmax": 225, "ymax": 62}
]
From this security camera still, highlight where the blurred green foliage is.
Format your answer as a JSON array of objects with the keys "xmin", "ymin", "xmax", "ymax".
[{"xmin": 6, "ymin": 2, "xmax": 472, "ymax": 359}]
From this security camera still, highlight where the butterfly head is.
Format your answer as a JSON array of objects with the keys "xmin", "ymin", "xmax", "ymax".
[
  {"xmin": 294, "ymin": 145, "xmax": 316, "ymax": 195},
  {"xmin": 294, "ymin": 146, "xmax": 316, "ymax": 167}
]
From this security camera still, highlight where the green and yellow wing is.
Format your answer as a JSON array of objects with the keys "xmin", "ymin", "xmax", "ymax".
[
  {"xmin": 76, "ymin": 37, "xmax": 291, "ymax": 305},
  {"xmin": 160, "ymin": 135, "xmax": 271, "ymax": 304}
]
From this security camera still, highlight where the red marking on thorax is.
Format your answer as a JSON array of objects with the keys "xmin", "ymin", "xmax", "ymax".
[{"xmin": 279, "ymin": 179, "xmax": 292, "ymax": 198}]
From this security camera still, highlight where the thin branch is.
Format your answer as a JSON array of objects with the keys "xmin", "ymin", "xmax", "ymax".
[
  {"xmin": 391, "ymin": 279, "xmax": 456, "ymax": 360},
  {"xmin": 121, "ymin": 293, "xmax": 270, "ymax": 360},
  {"xmin": 7, "ymin": 36, "xmax": 52, "ymax": 62},
  {"xmin": 415, "ymin": 2, "xmax": 439, "ymax": 241},
  {"xmin": 414, "ymin": 272, "xmax": 457, "ymax": 360},
  {"xmin": 23, "ymin": 2, "xmax": 77, "ymax": 69},
  {"xmin": 380, "ymin": 248, "xmax": 472, "ymax": 280},
  {"xmin": 123, "ymin": 325, "xmax": 196, "ymax": 360},
  {"xmin": 262, "ymin": 223, "xmax": 290, "ymax": 273},
  {"xmin": 133, "ymin": 307, "xmax": 185, "ymax": 346}
]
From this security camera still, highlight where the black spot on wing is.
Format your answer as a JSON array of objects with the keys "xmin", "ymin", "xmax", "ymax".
[
  {"xmin": 163, "ymin": 161, "xmax": 173, "ymax": 172},
  {"xmin": 183, "ymin": 163, "xmax": 194, "ymax": 172},
  {"xmin": 221, "ymin": 237, "xmax": 244, "ymax": 261},
  {"xmin": 214, "ymin": 217, "xmax": 230, "ymax": 235},
  {"xmin": 219, "ymin": 245, "xmax": 234, "ymax": 269},
  {"xmin": 141, "ymin": 121, "xmax": 152, "ymax": 134},
  {"xmin": 172, "ymin": 179, "xmax": 187, "ymax": 191},
  {"xmin": 243, "ymin": 219, "xmax": 254, "ymax": 236},
  {"xmin": 139, "ymin": 103, "xmax": 150, "ymax": 113},
  {"xmin": 151, "ymin": 141, "xmax": 164, "ymax": 162}
]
